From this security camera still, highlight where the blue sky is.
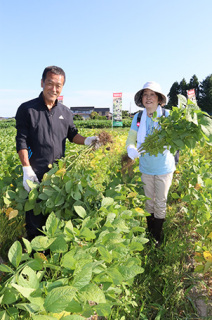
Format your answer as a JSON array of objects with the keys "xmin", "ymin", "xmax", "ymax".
[{"xmin": 0, "ymin": 0, "xmax": 212, "ymax": 117}]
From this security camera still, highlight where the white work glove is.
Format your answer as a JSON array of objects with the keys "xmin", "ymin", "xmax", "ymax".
[
  {"xmin": 127, "ymin": 145, "xmax": 141, "ymax": 160},
  {"xmin": 23, "ymin": 166, "xmax": 39, "ymax": 192},
  {"xmin": 84, "ymin": 136, "xmax": 99, "ymax": 146}
]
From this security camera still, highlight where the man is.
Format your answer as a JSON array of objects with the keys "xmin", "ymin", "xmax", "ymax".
[{"xmin": 15, "ymin": 65, "xmax": 98, "ymax": 240}]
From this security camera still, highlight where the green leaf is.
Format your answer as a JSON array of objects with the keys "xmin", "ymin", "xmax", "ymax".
[
  {"xmin": 63, "ymin": 316, "xmax": 86, "ymax": 320},
  {"xmin": 45, "ymin": 212, "xmax": 60, "ymax": 236},
  {"xmin": 106, "ymin": 268, "xmax": 123, "ymax": 285},
  {"xmin": 1, "ymin": 287, "xmax": 19, "ymax": 304},
  {"xmin": 80, "ymin": 227, "xmax": 96, "ymax": 240},
  {"xmin": 50, "ymin": 235, "xmax": 68, "ymax": 253},
  {"xmin": 79, "ymin": 283, "xmax": 106, "ymax": 303},
  {"xmin": 22, "ymin": 237, "xmax": 32, "ymax": 254},
  {"xmin": 62, "ymin": 251, "xmax": 76, "ymax": 270},
  {"xmin": 171, "ymin": 193, "xmax": 180, "ymax": 199},
  {"xmin": 31, "ymin": 236, "xmax": 55, "ymax": 251},
  {"xmin": 8, "ymin": 241, "xmax": 22, "ymax": 268},
  {"xmin": 0, "ymin": 264, "xmax": 14, "ymax": 273},
  {"xmin": 101, "ymin": 197, "xmax": 114, "ymax": 207},
  {"xmin": 26, "ymin": 179, "xmax": 39, "ymax": 190},
  {"xmin": 32, "ymin": 316, "xmax": 57, "ymax": 320},
  {"xmin": 74, "ymin": 206, "xmax": 86, "ymax": 218},
  {"xmin": 24, "ymin": 199, "xmax": 36, "ymax": 211},
  {"xmin": 44, "ymin": 286, "xmax": 77, "ymax": 313},
  {"xmin": 97, "ymin": 245, "xmax": 112, "ymax": 263},
  {"xmin": 119, "ymin": 264, "xmax": 144, "ymax": 280},
  {"xmin": 65, "ymin": 180, "xmax": 73, "ymax": 193},
  {"xmin": 12, "ymin": 283, "xmax": 35, "ymax": 298},
  {"xmin": 72, "ymin": 265, "xmax": 92, "ymax": 290},
  {"xmin": 65, "ymin": 299, "xmax": 82, "ymax": 313},
  {"xmin": 18, "ymin": 266, "xmax": 39, "ymax": 289},
  {"xmin": 64, "ymin": 220, "xmax": 74, "ymax": 237},
  {"xmin": 94, "ymin": 303, "xmax": 112, "ymax": 317},
  {"xmin": 129, "ymin": 241, "xmax": 144, "ymax": 252},
  {"xmin": 38, "ymin": 193, "xmax": 49, "ymax": 200},
  {"xmin": 0, "ymin": 311, "xmax": 9, "ymax": 320}
]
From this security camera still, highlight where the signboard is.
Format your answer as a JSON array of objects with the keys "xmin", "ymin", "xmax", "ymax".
[
  {"xmin": 187, "ymin": 89, "xmax": 197, "ymax": 104},
  {"xmin": 113, "ymin": 93, "xmax": 123, "ymax": 127},
  {"xmin": 58, "ymin": 96, "xmax": 63, "ymax": 104}
]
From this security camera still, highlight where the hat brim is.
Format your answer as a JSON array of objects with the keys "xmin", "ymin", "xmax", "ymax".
[{"xmin": 134, "ymin": 89, "xmax": 167, "ymax": 107}]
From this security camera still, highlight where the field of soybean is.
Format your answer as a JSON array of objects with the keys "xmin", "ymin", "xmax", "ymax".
[{"xmin": 0, "ymin": 116, "xmax": 211, "ymax": 319}]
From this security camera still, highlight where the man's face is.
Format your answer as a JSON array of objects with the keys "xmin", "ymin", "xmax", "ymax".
[{"xmin": 41, "ymin": 72, "xmax": 64, "ymax": 106}]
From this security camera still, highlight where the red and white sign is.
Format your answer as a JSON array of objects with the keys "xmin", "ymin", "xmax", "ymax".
[
  {"xmin": 58, "ymin": 96, "xmax": 63, "ymax": 103},
  {"xmin": 187, "ymin": 89, "xmax": 197, "ymax": 104},
  {"xmin": 113, "ymin": 93, "xmax": 122, "ymax": 98}
]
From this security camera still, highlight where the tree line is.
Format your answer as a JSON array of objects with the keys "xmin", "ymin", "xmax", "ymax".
[{"xmin": 167, "ymin": 74, "xmax": 212, "ymax": 114}]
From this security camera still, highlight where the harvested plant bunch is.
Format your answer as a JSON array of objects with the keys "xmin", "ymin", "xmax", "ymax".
[
  {"xmin": 139, "ymin": 95, "xmax": 212, "ymax": 156},
  {"xmin": 121, "ymin": 153, "xmax": 135, "ymax": 176}
]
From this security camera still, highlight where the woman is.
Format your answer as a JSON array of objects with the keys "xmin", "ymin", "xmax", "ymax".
[{"xmin": 126, "ymin": 81, "xmax": 176, "ymax": 246}]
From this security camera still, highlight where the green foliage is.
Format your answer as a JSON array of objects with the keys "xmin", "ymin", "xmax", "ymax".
[
  {"xmin": 0, "ymin": 118, "xmax": 16, "ymax": 128},
  {"xmin": 199, "ymin": 74, "xmax": 212, "ymax": 114},
  {"xmin": 139, "ymin": 96, "xmax": 212, "ymax": 156},
  {"xmin": 74, "ymin": 119, "xmax": 131, "ymax": 128},
  {"xmin": 0, "ymin": 126, "xmax": 212, "ymax": 319},
  {"xmin": 0, "ymin": 202, "xmax": 147, "ymax": 318},
  {"xmin": 73, "ymin": 114, "xmax": 84, "ymax": 120}
]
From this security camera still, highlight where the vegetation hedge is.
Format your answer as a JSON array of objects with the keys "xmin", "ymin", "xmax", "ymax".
[
  {"xmin": 0, "ymin": 119, "xmax": 132, "ymax": 129},
  {"xmin": 74, "ymin": 119, "xmax": 132, "ymax": 128}
]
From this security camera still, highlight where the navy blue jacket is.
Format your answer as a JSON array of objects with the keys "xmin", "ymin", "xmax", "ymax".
[{"xmin": 15, "ymin": 92, "xmax": 78, "ymax": 180}]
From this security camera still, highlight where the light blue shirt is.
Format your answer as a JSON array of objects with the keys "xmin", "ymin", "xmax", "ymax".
[{"xmin": 131, "ymin": 112, "xmax": 176, "ymax": 175}]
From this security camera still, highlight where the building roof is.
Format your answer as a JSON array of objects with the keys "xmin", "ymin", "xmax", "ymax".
[{"xmin": 70, "ymin": 106, "xmax": 94, "ymax": 111}]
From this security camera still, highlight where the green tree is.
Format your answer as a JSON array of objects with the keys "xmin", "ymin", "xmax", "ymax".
[
  {"xmin": 122, "ymin": 110, "xmax": 130, "ymax": 118},
  {"xmin": 90, "ymin": 111, "xmax": 99, "ymax": 119},
  {"xmin": 199, "ymin": 74, "xmax": 212, "ymax": 114},
  {"xmin": 73, "ymin": 114, "xmax": 84, "ymax": 120},
  {"xmin": 179, "ymin": 78, "xmax": 187, "ymax": 97},
  {"xmin": 167, "ymin": 81, "xmax": 180, "ymax": 107}
]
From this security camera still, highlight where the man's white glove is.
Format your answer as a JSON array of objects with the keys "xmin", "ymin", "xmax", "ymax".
[
  {"xmin": 84, "ymin": 136, "xmax": 99, "ymax": 146},
  {"xmin": 23, "ymin": 166, "xmax": 39, "ymax": 192},
  {"xmin": 127, "ymin": 145, "xmax": 141, "ymax": 160}
]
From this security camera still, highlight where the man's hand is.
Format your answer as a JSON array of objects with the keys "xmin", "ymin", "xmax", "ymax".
[
  {"xmin": 84, "ymin": 136, "xmax": 99, "ymax": 146},
  {"xmin": 23, "ymin": 166, "xmax": 39, "ymax": 192},
  {"xmin": 127, "ymin": 145, "xmax": 141, "ymax": 160}
]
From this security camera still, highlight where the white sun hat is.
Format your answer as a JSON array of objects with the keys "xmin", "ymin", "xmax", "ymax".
[{"xmin": 134, "ymin": 81, "xmax": 167, "ymax": 107}]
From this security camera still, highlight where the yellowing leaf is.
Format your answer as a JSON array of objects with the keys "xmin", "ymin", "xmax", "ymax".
[
  {"xmin": 127, "ymin": 192, "xmax": 137, "ymax": 198},
  {"xmin": 55, "ymin": 168, "xmax": 66, "ymax": 176},
  {"xmin": 208, "ymin": 232, "xmax": 212, "ymax": 239},
  {"xmin": 52, "ymin": 311, "xmax": 70, "ymax": 319},
  {"xmin": 6, "ymin": 208, "xmax": 18, "ymax": 220},
  {"xmin": 203, "ymin": 251, "xmax": 212, "ymax": 262},
  {"xmin": 135, "ymin": 208, "xmax": 145, "ymax": 213}
]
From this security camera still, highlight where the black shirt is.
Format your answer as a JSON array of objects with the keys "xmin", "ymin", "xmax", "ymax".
[{"xmin": 15, "ymin": 92, "xmax": 78, "ymax": 180}]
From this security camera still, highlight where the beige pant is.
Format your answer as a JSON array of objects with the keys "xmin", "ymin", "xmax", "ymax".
[{"xmin": 141, "ymin": 172, "xmax": 173, "ymax": 219}]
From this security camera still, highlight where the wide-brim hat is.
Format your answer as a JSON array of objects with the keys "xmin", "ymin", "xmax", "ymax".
[{"xmin": 134, "ymin": 81, "xmax": 167, "ymax": 107}]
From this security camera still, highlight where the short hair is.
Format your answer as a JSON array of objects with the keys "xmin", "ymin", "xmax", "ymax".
[
  {"xmin": 42, "ymin": 66, "xmax": 66, "ymax": 84},
  {"xmin": 155, "ymin": 93, "xmax": 163, "ymax": 105},
  {"xmin": 141, "ymin": 92, "xmax": 163, "ymax": 105}
]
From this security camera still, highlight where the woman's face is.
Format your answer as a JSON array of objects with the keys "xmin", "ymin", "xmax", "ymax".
[{"xmin": 142, "ymin": 89, "xmax": 159, "ymax": 112}]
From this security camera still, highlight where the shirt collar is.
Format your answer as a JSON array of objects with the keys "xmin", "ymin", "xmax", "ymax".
[{"xmin": 39, "ymin": 92, "xmax": 58, "ymax": 109}]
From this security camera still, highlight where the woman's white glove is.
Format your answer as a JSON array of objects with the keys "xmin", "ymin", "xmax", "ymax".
[
  {"xmin": 84, "ymin": 136, "xmax": 99, "ymax": 146},
  {"xmin": 127, "ymin": 145, "xmax": 141, "ymax": 160},
  {"xmin": 23, "ymin": 166, "xmax": 39, "ymax": 192}
]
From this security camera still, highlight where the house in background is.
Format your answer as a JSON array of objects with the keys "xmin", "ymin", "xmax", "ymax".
[{"xmin": 70, "ymin": 106, "xmax": 112, "ymax": 119}]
